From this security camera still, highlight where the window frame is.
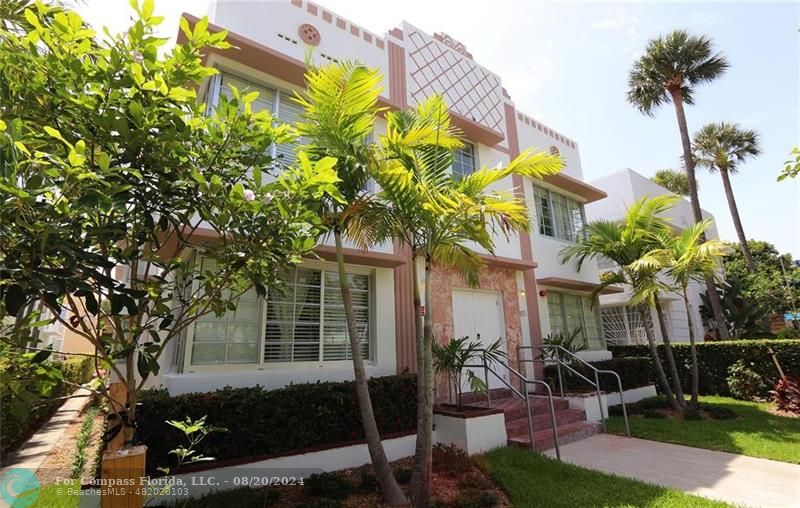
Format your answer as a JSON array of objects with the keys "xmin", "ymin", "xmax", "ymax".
[
  {"xmin": 206, "ymin": 68, "xmax": 300, "ymax": 167},
  {"xmin": 546, "ymin": 290, "xmax": 605, "ymax": 350},
  {"xmin": 451, "ymin": 142, "xmax": 477, "ymax": 179},
  {"xmin": 531, "ymin": 184, "xmax": 587, "ymax": 243},
  {"xmin": 182, "ymin": 259, "xmax": 376, "ymax": 373}
]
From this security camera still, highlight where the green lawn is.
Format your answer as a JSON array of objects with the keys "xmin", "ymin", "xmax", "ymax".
[
  {"xmin": 481, "ymin": 447, "xmax": 730, "ymax": 508},
  {"xmin": 607, "ymin": 396, "xmax": 800, "ymax": 464}
]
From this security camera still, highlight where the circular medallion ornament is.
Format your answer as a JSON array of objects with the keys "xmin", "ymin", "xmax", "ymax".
[{"xmin": 298, "ymin": 24, "xmax": 321, "ymax": 46}]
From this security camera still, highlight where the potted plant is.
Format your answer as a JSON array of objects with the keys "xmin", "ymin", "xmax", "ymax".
[{"xmin": 432, "ymin": 337, "xmax": 509, "ymax": 455}]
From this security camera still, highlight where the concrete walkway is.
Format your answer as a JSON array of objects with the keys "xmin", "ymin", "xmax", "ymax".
[
  {"xmin": 545, "ymin": 434, "xmax": 800, "ymax": 507},
  {"xmin": 0, "ymin": 388, "xmax": 92, "ymax": 474}
]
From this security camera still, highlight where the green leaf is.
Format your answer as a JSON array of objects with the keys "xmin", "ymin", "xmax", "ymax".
[
  {"xmin": 4, "ymin": 284, "xmax": 25, "ymax": 316},
  {"xmin": 179, "ymin": 16, "xmax": 192, "ymax": 40},
  {"xmin": 31, "ymin": 349, "xmax": 52, "ymax": 364}
]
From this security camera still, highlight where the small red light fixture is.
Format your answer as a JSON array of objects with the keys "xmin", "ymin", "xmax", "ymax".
[{"xmin": 539, "ymin": 289, "xmax": 548, "ymax": 297}]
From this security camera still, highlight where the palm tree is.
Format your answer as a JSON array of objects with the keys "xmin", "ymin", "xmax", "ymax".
[
  {"xmin": 636, "ymin": 220, "xmax": 730, "ymax": 407},
  {"xmin": 560, "ymin": 196, "xmax": 687, "ymax": 412},
  {"xmin": 627, "ymin": 29, "xmax": 731, "ymax": 340},
  {"xmin": 651, "ymin": 168, "xmax": 691, "ymax": 196},
  {"xmin": 693, "ymin": 122, "xmax": 760, "ymax": 271},
  {"xmin": 374, "ymin": 95, "xmax": 561, "ymax": 506},
  {"xmin": 293, "ymin": 62, "xmax": 406, "ymax": 505}
]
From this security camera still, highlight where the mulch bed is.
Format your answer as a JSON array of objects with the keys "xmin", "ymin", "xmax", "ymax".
[{"xmin": 36, "ymin": 402, "xmax": 105, "ymax": 485}]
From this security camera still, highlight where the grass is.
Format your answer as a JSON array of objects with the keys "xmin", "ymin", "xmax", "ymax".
[
  {"xmin": 607, "ymin": 396, "xmax": 800, "ymax": 464},
  {"xmin": 14, "ymin": 484, "xmax": 79, "ymax": 508},
  {"xmin": 70, "ymin": 405, "xmax": 99, "ymax": 479},
  {"xmin": 481, "ymin": 447, "xmax": 731, "ymax": 508}
]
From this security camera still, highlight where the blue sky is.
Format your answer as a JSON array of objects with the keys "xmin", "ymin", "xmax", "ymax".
[{"xmin": 78, "ymin": 1, "xmax": 800, "ymax": 257}]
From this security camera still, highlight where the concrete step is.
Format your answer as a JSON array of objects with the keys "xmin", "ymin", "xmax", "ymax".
[
  {"xmin": 487, "ymin": 397, "xmax": 571, "ymax": 421},
  {"xmin": 509, "ymin": 421, "xmax": 602, "ymax": 452},
  {"xmin": 505, "ymin": 408, "xmax": 588, "ymax": 438}
]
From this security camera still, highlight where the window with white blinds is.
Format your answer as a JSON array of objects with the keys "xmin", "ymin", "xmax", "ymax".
[
  {"xmin": 265, "ymin": 268, "xmax": 371, "ymax": 363},
  {"xmin": 189, "ymin": 265, "xmax": 372, "ymax": 367},
  {"xmin": 214, "ymin": 72, "xmax": 301, "ymax": 170}
]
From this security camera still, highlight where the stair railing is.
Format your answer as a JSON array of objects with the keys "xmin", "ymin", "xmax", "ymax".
[
  {"xmin": 517, "ymin": 345, "xmax": 630, "ymax": 437},
  {"xmin": 465, "ymin": 349, "xmax": 561, "ymax": 460}
]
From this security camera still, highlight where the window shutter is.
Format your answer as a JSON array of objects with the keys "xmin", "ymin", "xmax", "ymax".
[{"xmin": 274, "ymin": 92, "xmax": 304, "ymax": 170}]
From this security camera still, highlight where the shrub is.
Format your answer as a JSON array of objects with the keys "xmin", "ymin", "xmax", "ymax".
[
  {"xmin": 772, "ymin": 376, "xmax": 800, "ymax": 415},
  {"xmin": 609, "ymin": 340, "xmax": 800, "ymax": 397},
  {"xmin": 394, "ymin": 467, "xmax": 413, "ymax": 484},
  {"xmin": 726, "ymin": 360, "xmax": 767, "ymax": 401},
  {"xmin": 544, "ymin": 357, "xmax": 652, "ymax": 392},
  {"xmin": 137, "ymin": 375, "xmax": 416, "ymax": 475},
  {"xmin": 165, "ymin": 487, "xmax": 280, "ymax": 507},
  {"xmin": 0, "ymin": 356, "xmax": 94, "ymax": 456},
  {"xmin": 305, "ymin": 472, "xmax": 351, "ymax": 501},
  {"xmin": 432, "ymin": 444, "xmax": 473, "ymax": 476},
  {"xmin": 775, "ymin": 328, "xmax": 799, "ymax": 339},
  {"xmin": 459, "ymin": 472, "xmax": 494, "ymax": 491}
]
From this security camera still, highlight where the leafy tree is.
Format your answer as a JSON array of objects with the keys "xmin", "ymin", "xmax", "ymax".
[
  {"xmin": 723, "ymin": 240, "xmax": 800, "ymax": 317},
  {"xmin": 561, "ymin": 196, "xmax": 688, "ymax": 411},
  {"xmin": 651, "ymin": 168, "xmax": 691, "ymax": 196},
  {"xmin": 636, "ymin": 220, "xmax": 730, "ymax": 408},
  {"xmin": 778, "ymin": 147, "xmax": 800, "ymax": 181},
  {"xmin": 0, "ymin": 1, "xmax": 338, "ymax": 446},
  {"xmin": 693, "ymin": 122, "xmax": 761, "ymax": 271},
  {"xmin": 699, "ymin": 277, "xmax": 771, "ymax": 338},
  {"xmin": 373, "ymin": 96, "xmax": 561, "ymax": 506},
  {"xmin": 291, "ymin": 61, "xmax": 406, "ymax": 505},
  {"xmin": 627, "ymin": 29, "xmax": 731, "ymax": 339}
]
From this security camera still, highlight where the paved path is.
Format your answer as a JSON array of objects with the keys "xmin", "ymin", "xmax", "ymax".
[
  {"xmin": 545, "ymin": 434, "xmax": 800, "ymax": 507},
  {"xmin": 0, "ymin": 388, "xmax": 92, "ymax": 474}
]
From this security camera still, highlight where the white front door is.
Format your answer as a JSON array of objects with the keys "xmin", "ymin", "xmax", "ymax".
[{"xmin": 452, "ymin": 289, "xmax": 508, "ymax": 391}]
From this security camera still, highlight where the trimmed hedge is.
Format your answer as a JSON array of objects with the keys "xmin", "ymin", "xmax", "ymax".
[
  {"xmin": 1, "ymin": 356, "xmax": 95, "ymax": 456},
  {"xmin": 137, "ymin": 374, "xmax": 417, "ymax": 475},
  {"xmin": 544, "ymin": 357, "xmax": 653, "ymax": 393},
  {"xmin": 608, "ymin": 339, "xmax": 800, "ymax": 397}
]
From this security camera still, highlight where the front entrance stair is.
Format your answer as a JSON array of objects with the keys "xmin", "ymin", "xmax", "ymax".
[{"xmin": 464, "ymin": 388, "xmax": 602, "ymax": 451}]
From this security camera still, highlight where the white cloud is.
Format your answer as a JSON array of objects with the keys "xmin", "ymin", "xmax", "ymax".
[{"xmin": 592, "ymin": 5, "xmax": 643, "ymax": 57}]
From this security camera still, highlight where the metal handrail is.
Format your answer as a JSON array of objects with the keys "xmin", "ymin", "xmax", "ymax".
[
  {"xmin": 465, "ymin": 349, "xmax": 561, "ymax": 460},
  {"xmin": 517, "ymin": 345, "xmax": 630, "ymax": 437}
]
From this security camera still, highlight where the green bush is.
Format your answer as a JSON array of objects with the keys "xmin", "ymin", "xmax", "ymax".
[
  {"xmin": 0, "ymin": 356, "xmax": 94, "ymax": 456},
  {"xmin": 306, "ymin": 472, "xmax": 352, "ymax": 500},
  {"xmin": 727, "ymin": 360, "xmax": 767, "ymax": 401},
  {"xmin": 137, "ymin": 375, "xmax": 416, "ymax": 475},
  {"xmin": 776, "ymin": 328, "xmax": 800, "ymax": 339},
  {"xmin": 544, "ymin": 357, "xmax": 652, "ymax": 392},
  {"xmin": 608, "ymin": 340, "xmax": 800, "ymax": 397}
]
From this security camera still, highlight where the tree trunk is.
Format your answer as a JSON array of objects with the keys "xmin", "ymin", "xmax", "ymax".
[
  {"xmin": 411, "ymin": 254, "xmax": 435, "ymax": 507},
  {"xmin": 682, "ymin": 286, "xmax": 700, "ymax": 409},
  {"xmin": 719, "ymin": 168, "xmax": 756, "ymax": 271},
  {"xmin": 335, "ymin": 232, "xmax": 407, "ymax": 505},
  {"xmin": 669, "ymin": 88, "xmax": 730, "ymax": 340},
  {"xmin": 125, "ymin": 352, "xmax": 136, "ymax": 445},
  {"xmin": 653, "ymin": 295, "xmax": 686, "ymax": 409},
  {"xmin": 410, "ymin": 251, "xmax": 425, "ymax": 500},
  {"xmin": 637, "ymin": 305, "xmax": 680, "ymax": 411}
]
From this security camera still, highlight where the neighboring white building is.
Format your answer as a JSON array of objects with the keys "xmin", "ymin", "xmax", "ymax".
[
  {"xmin": 586, "ymin": 168, "xmax": 718, "ymax": 346},
  {"xmin": 144, "ymin": 0, "xmax": 617, "ymax": 396}
]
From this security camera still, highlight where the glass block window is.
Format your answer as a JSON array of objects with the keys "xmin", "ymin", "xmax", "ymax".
[
  {"xmin": 532, "ymin": 185, "xmax": 585, "ymax": 242},
  {"xmin": 546, "ymin": 291, "xmax": 604, "ymax": 349},
  {"xmin": 452, "ymin": 143, "xmax": 476, "ymax": 179}
]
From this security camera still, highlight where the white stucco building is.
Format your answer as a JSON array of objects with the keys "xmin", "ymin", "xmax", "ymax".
[
  {"xmin": 585, "ymin": 168, "xmax": 718, "ymax": 346},
  {"xmin": 136, "ymin": 0, "xmax": 621, "ymax": 396}
]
